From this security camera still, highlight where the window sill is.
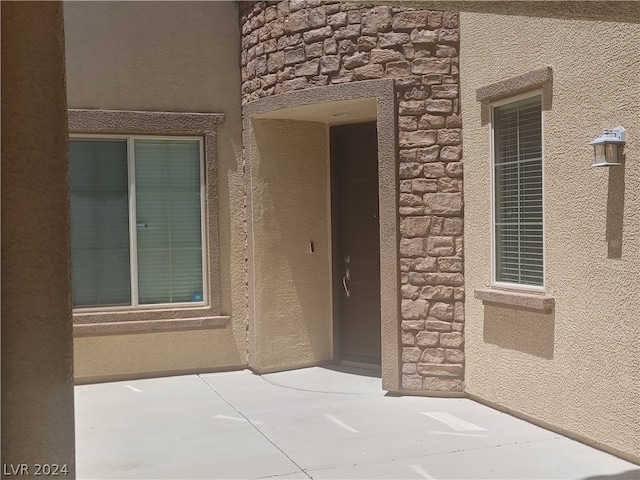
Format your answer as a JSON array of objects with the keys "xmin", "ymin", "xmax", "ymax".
[
  {"xmin": 73, "ymin": 316, "xmax": 230, "ymax": 337},
  {"xmin": 474, "ymin": 288, "xmax": 555, "ymax": 312}
]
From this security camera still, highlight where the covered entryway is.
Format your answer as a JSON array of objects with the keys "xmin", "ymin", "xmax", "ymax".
[
  {"xmin": 243, "ymin": 80, "xmax": 401, "ymax": 391},
  {"xmin": 331, "ymin": 122, "xmax": 381, "ymax": 365}
]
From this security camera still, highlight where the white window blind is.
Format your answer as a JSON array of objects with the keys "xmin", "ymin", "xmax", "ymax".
[
  {"xmin": 493, "ymin": 95, "xmax": 543, "ymax": 287},
  {"xmin": 69, "ymin": 137, "xmax": 204, "ymax": 308}
]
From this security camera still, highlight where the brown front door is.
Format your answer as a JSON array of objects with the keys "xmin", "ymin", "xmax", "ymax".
[{"xmin": 331, "ymin": 122, "xmax": 381, "ymax": 364}]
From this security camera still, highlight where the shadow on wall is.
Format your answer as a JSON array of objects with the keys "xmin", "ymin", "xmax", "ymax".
[
  {"xmin": 606, "ymin": 157, "xmax": 625, "ymax": 259},
  {"xmin": 483, "ymin": 304, "xmax": 555, "ymax": 359},
  {"xmin": 581, "ymin": 470, "xmax": 640, "ymax": 480}
]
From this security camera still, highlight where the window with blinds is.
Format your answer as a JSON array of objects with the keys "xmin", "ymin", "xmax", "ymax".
[
  {"xmin": 493, "ymin": 95, "xmax": 544, "ymax": 287},
  {"xmin": 69, "ymin": 137, "xmax": 205, "ymax": 308}
]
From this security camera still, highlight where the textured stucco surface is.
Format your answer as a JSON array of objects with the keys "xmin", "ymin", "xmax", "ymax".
[
  {"xmin": 1, "ymin": 1, "xmax": 76, "ymax": 471},
  {"xmin": 461, "ymin": 12, "xmax": 640, "ymax": 462},
  {"xmin": 74, "ymin": 330, "xmax": 245, "ymax": 384},
  {"xmin": 63, "ymin": 1, "xmax": 247, "ymax": 380},
  {"xmin": 247, "ymin": 119, "xmax": 333, "ymax": 372}
]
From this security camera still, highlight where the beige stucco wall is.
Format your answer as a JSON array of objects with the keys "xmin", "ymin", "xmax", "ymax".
[
  {"xmin": 247, "ymin": 119, "xmax": 333, "ymax": 372},
  {"xmin": 64, "ymin": 1, "xmax": 247, "ymax": 380},
  {"xmin": 460, "ymin": 12, "xmax": 640, "ymax": 461},
  {"xmin": 2, "ymin": 1, "xmax": 76, "ymax": 471}
]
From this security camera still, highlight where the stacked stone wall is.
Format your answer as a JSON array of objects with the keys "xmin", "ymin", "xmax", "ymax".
[{"xmin": 240, "ymin": 0, "xmax": 464, "ymax": 392}]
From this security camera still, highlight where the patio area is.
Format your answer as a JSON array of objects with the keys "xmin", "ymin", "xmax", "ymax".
[{"xmin": 75, "ymin": 366, "xmax": 639, "ymax": 479}]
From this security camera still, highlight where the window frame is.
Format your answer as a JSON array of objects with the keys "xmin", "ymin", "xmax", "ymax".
[
  {"xmin": 70, "ymin": 133, "xmax": 208, "ymax": 311},
  {"xmin": 68, "ymin": 109, "xmax": 224, "ymax": 331},
  {"xmin": 489, "ymin": 90, "xmax": 546, "ymax": 292}
]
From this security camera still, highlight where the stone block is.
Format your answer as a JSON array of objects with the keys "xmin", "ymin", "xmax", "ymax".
[
  {"xmin": 402, "ymin": 346, "xmax": 422, "ymax": 362},
  {"xmin": 402, "ymin": 320, "xmax": 425, "ymax": 331},
  {"xmin": 285, "ymin": 47, "xmax": 306, "ymax": 65},
  {"xmin": 402, "ymin": 299, "xmax": 429, "ymax": 320},
  {"xmin": 400, "ymin": 257, "xmax": 412, "ymax": 271},
  {"xmin": 424, "ymin": 193, "xmax": 462, "ymax": 214},
  {"xmin": 370, "ymin": 48, "xmax": 402, "ymax": 64},
  {"xmin": 445, "ymin": 349, "xmax": 464, "ymax": 364},
  {"xmin": 446, "ymin": 162, "xmax": 463, "ymax": 177},
  {"xmin": 402, "ymin": 331, "xmax": 415, "ymax": 346},
  {"xmin": 399, "ymin": 100, "xmax": 425, "ymax": 116},
  {"xmin": 334, "ymin": 24, "xmax": 361, "ymax": 39},
  {"xmin": 284, "ymin": 11, "xmax": 310, "ymax": 33},
  {"xmin": 425, "ymin": 99, "xmax": 453, "ymax": 114},
  {"xmin": 361, "ymin": 6, "xmax": 392, "ymax": 34},
  {"xmin": 400, "ymin": 193, "xmax": 422, "ymax": 207},
  {"xmin": 408, "ymin": 272, "xmax": 427, "ymax": 286},
  {"xmin": 320, "ymin": 55, "xmax": 340, "ymax": 74},
  {"xmin": 418, "ymin": 363, "xmax": 462, "ymax": 377},
  {"xmin": 418, "ymin": 114, "xmax": 446, "ymax": 130},
  {"xmin": 438, "ymin": 29, "xmax": 459, "ymax": 43},
  {"xmin": 400, "ymin": 149, "xmax": 418, "ymax": 162},
  {"xmin": 343, "ymin": 51, "xmax": 369, "ymax": 69},
  {"xmin": 412, "ymin": 58, "xmax": 450, "ymax": 74},
  {"xmin": 295, "ymin": 59, "xmax": 320, "ymax": 76},
  {"xmin": 395, "ymin": 75, "xmax": 422, "ymax": 87},
  {"xmin": 411, "ymin": 178, "xmax": 438, "ymax": 194},
  {"xmin": 404, "ymin": 216, "xmax": 431, "ymax": 237},
  {"xmin": 454, "ymin": 301, "xmax": 464, "ymax": 322},
  {"xmin": 399, "ymin": 162, "xmax": 423, "ymax": 179},
  {"xmin": 324, "ymin": 38, "xmax": 338, "ymax": 54},
  {"xmin": 440, "ymin": 332, "xmax": 464, "ymax": 348},
  {"xmin": 399, "ymin": 115, "xmax": 417, "ymax": 131},
  {"xmin": 437, "ymin": 129, "xmax": 461, "ymax": 146},
  {"xmin": 392, "ymin": 11, "xmax": 430, "ymax": 30},
  {"xmin": 423, "ymin": 162, "xmax": 445, "ymax": 179},
  {"xmin": 304, "ymin": 26, "xmax": 333, "ymax": 43},
  {"xmin": 453, "ymin": 287, "xmax": 464, "ymax": 300},
  {"xmin": 327, "ymin": 11, "xmax": 348, "ymax": 27},
  {"xmin": 338, "ymin": 39, "xmax": 357, "ymax": 55},
  {"xmin": 353, "ymin": 64, "xmax": 384, "ymax": 80},
  {"xmin": 401, "ymin": 284, "xmax": 420, "ymax": 300},
  {"xmin": 432, "ymin": 85, "xmax": 459, "ymax": 99},
  {"xmin": 443, "ymin": 12, "xmax": 459, "ymax": 28},
  {"xmin": 436, "ymin": 45, "xmax": 458, "ymax": 58},
  {"xmin": 402, "ymin": 375, "xmax": 423, "ymax": 389},
  {"xmin": 429, "ymin": 302, "xmax": 453, "ymax": 320},
  {"xmin": 421, "ymin": 348, "xmax": 446, "ymax": 363},
  {"xmin": 403, "ymin": 363, "xmax": 417, "ymax": 374},
  {"xmin": 410, "ymin": 29, "xmax": 438, "ymax": 44},
  {"xmin": 452, "ymin": 322, "xmax": 464, "ymax": 332},
  {"xmin": 399, "ymin": 130, "xmax": 437, "ymax": 148},
  {"xmin": 423, "ymin": 377, "xmax": 463, "ymax": 392},
  {"xmin": 416, "ymin": 331, "xmax": 439, "ymax": 347},
  {"xmin": 425, "ymin": 319, "xmax": 452, "ymax": 331},
  {"xmin": 400, "ymin": 206, "xmax": 425, "ymax": 216},
  {"xmin": 357, "ymin": 36, "xmax": 377, "ymax": 51},
  {"xmin": 440, "ymin": 145, "xmax": 462, "ymax": 161},
  {"xmin": 416, "ymin": 146, "xmax": 440, "ymax": 163},
  {"xmin": 411, "ymin": 256, "xmax": 437, "ymax": 272},
  {"xmin": 348, "ymin": 10, "xmax": 361, "ymax": 23},
  {"xmin": 403, "ymin": 87, "xmax": 429, "ymax": 101},
  {"xmin": 420, "ymin": 285, "xmax": 454, "ymax": 300},
  {"xmin": 427, "ymin": 237, "xmax": 454, "ymax": 257},
  {"xmin": 400, "ymin": 237, "xmax": 427, "ymax": 257},
  {"xmin": 309, "ymin": 74, "xmax": 328, "ymax": 86},
  {"xmin": 430, "ymin": 217, "xmax": 444, "ymax": 235},
  {"xmin": 379, "ymin": 32, "xmax": 410, "ymax": 48},
  {"xmin": 306, "ymin": 42, "xmax": 323, "ymax": 59},
  {"xmin": 428, "ymin": 11, "xmax": 443, "ymax": 28},
  {"xmin": 386, "ymin": 61, "xmax": 411, "ymax": 77},
  {"xmin": 267, "ymin": 51, "xmax": 285, "ymax": 73},
  {"xmin": 438, "ymin": 257, "xmax": 463, "ymax": 273},
  {"xmin": 442, "ymin": 217, "xmax": 463, "ymax": 235},
  {"xmin": 446, "ymin": 114, "xmax": 462, "ymax": 128},
  {"xmin": 424, "ymin": 272, "xmax": 464, "ymax": 286},
  {"xmin": 439, "ymin": 178, "xmax": 463, "ymax": 193},
  {"xmin": 308, "ymin": 7, "xmax": 327, "ymax": 28},
  {"xmin": 289, "ymin": 0, "xmax": 307, "ymax": 12}
]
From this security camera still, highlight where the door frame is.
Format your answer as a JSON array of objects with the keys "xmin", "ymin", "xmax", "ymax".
[{"xmin": 243, "ymin": 79, "xmax": 401, "ymax": 390}]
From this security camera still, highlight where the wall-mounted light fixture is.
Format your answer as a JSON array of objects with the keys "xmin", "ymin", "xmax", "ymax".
[{"xmin": 590, "ymin": 126, "xmax": 625, "ymax": 167}]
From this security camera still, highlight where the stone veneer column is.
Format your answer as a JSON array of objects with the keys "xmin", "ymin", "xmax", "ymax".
[
  {"xmin": 240, "ymin": 1, "xmax": 464, "ymax": 392},
  {"xmin": 1, "ymin": 1, "xmax": 76, "ymax": 472}
]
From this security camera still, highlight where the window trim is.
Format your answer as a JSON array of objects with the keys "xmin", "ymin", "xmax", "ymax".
[
  {"xmin": 489, "ymin": 90, "xmax": 546, "ymax": 292},
  {"xmin": 70, "ymin": 134, "xmax": 209, "ymax": 311},
  {"xmin": 68, "ymin": 109, "xmax": 226, "ymax": 331}
]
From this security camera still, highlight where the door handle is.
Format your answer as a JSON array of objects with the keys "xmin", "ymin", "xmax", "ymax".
[{"xmin": 342, "ymin": 274, "xmax": 351, "ymax": 298}]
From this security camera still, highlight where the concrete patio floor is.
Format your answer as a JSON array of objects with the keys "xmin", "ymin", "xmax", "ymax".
[{"xmin": 75, "ymin": 366, "xmax": 639, "ymax": 479}]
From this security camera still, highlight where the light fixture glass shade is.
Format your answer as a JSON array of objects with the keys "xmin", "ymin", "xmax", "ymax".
[{"xmin": 590, "ymin": 127, "xmax": 625, "ymax": 167}]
